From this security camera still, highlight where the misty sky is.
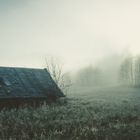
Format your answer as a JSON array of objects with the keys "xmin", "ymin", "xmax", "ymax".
[{"xmin": 1, "ymin": 0, "xmax": 140, "ymax": 71}]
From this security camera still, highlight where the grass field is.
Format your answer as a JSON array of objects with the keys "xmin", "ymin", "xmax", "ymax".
[{"xmin": 0, "ymin": 86, "xmax": 140, "ymax": 140}]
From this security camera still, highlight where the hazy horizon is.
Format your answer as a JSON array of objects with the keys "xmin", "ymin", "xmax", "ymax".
[{"xmin": 1, "ymin": 0, "xmax": 140, "ymax": 72}]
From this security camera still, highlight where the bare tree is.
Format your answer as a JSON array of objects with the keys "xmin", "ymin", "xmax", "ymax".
[{"xmin": 45, "ymin": 57, "xmax": 72, "ymax": 94}]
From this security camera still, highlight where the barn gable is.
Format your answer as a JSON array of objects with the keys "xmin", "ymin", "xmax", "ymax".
[{"xmin": 0, "ymin": 67, "xmax": 64, "ymax": 100}]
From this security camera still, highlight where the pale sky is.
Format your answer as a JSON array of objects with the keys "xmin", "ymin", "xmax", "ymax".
[{"xmin": 1, "ymin": 0, "xmax": 140, "ymax": 71}]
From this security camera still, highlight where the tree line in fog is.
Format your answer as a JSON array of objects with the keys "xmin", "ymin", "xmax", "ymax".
[{"xmin": 46, "ymin": 54, "xmax": 140, "ymax": 91}]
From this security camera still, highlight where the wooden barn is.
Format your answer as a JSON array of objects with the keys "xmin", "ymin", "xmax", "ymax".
[{"xmin": 0, "ymin": 66, "xmax": 64, "ymax": 108}]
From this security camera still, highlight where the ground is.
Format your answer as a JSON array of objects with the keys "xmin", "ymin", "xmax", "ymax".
[{"xmin": 0, "ymin": 86, "xmax": 140, "ymax": 140}]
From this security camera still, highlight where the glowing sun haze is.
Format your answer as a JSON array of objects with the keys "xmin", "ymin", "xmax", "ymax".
[{"xmin": 1, "ymin": 0, "xmax": 140, "ymax": 71}]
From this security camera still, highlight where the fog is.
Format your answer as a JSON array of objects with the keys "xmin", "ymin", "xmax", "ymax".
[
  {"xmin": 1, "ymin": 0, "xmax": 140, "ymax": 73},
  {"xmin": 1, "ymin": 2, "xmax": 140, "ymax": 138}
]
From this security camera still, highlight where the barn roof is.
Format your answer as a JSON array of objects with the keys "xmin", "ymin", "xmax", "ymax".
[{"xmin": 0, "ymin": 66, "xmax": 64, "ymax": 99}]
